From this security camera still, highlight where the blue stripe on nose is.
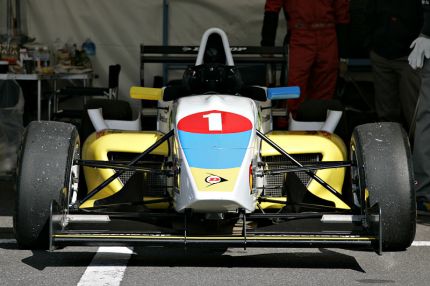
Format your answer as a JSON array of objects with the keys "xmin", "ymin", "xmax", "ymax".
[{"xmin": 178, "ymin": 130, "xmax": 252, "ymax": 169}]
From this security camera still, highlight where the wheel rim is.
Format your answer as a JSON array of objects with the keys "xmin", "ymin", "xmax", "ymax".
[
  {"xmin": 69, "ymin": 142, "xmax": 80, "ymax": 205},
  {"xmin": 350, "ymin": 143, "xmax": 365, "ymax": 211},
  {"xmin": 60, "ymin": 139, "xmax": 80, "ymax": 214}
]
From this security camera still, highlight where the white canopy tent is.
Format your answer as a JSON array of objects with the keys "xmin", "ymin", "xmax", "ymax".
[{"xmin": 1, "ymin": 0, "xmax": 286, "ymax": 112}]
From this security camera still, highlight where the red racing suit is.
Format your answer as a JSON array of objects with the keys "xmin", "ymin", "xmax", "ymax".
[{"xmin": 261, "ymin": 0, "xmax": 350, "ymax": 115}]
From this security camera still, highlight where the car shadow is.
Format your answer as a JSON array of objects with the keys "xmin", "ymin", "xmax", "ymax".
[
  {"xmin": 130, "ymin": 247, "xmax": 366, "ymax": 272},
  {"xmin": 21, "ymin": 249, "xmax": 96, "ymax": 270},
  {"xmin": 417, "ymin": 214, "xmax": 430, "ymax": 226},
  {"xmin": 0, "ymin": 178, "xmax": 15, "ymax": 216},
  {"xmin": 19, "ymin": 246, "xmax": 365, "ymax": 272},
  {"xmin": 0, "ymin": 227, "xmax": 14, "ymax": 239}
]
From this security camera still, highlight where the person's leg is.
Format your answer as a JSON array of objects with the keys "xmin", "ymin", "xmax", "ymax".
[
  {"xmin": 307, "ymin": 29, "xmax": 338, "ymax": 101},
  {"xmin": 397, "ymin": 57, "xmax": 421, "ymax": 132},
  {"xmin": 413, "ymin": 59, "xmax": 430, "ymax": 209},
  {"xmin": 286, "ymin": 30, "xmax": 315, "ymax": 116},
  {"xmin": 370, "ymin": 51, "xmax": 402, "ymax": 123}
]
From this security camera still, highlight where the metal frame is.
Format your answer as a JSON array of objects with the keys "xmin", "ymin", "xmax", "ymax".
[
  {"xmin": 74, "ymin": 129, "xmax": 174, "ymax": 207},
  {"xmin": 256, "ymin": 130, "xmax": 354, "ymax": 209},
  {"xmin": 73, "ymin": 128, "xmax": 355, "ymax": 212},
  {"xmin": 140, "ymin": 45, "xmax": 286, "ymax": 86}
]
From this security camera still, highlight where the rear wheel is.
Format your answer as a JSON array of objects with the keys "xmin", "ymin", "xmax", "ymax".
[
  {"xmin": 14, "ymin": 121, "xmax": 80, "ymax": 249},
  {"xmin": 350, "ymin": 122, "xmax": 415, "ymax": 251}
]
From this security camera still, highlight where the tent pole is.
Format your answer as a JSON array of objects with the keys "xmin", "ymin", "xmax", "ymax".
[
  {"xmin": 15, "ymin": 0, "xmax": 21, "ymax": 36},
  {"xmin": 162, "ymin": 0, "xmax": 169, "ymax": 85},
  {"xmin": 7, "ymin": 0, "xmax": 12, "ymax": 37}
]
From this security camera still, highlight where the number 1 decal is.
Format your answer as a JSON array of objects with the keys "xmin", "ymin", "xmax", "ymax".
[{"xmin": 203, "ymin": 112, "xmax": 223, "ymax": 131}]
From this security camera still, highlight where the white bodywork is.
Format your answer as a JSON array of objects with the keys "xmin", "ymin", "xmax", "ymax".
[
  {"xmin": 169, "ymin": 28, "xmax": 263, "ymax": 213},
  {"xmin": 173, "ymin": 94, "xmax": 260, "ymax": 213}
]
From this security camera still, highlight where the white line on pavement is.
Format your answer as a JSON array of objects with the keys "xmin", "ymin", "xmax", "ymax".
[
  {"xmin": 412, "ymin": 241, "xmax": 430, "ymax": 246},
  {"xmin": 77, "ymin": 247, "xmax": 134, "ymax": 286}
]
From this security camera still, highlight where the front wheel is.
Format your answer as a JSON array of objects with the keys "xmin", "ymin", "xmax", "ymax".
[
  {"xmin": 14, "ymin": 121, "xmax": 80, "ymax": 249},
  {"xmin": 350, "ymin": 122, "xmax": 415, "ymax": 251}
]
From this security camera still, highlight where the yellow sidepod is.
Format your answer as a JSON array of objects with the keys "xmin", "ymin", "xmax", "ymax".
[
  {"xmin": 81, "ymin": 130, "xmax": 169, "ymax": 208},
  {"xmin": 261, "ymin": 131, "xmax": 349, "ymax": 209}
]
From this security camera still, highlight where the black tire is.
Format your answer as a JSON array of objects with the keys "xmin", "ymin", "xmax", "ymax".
[
  {"xmin": 350, "ymin": 122, "xmax": 415, "ymax": 251},
  {"xmin": 14, "ymin": 121, "xmax": 80, "ymax": 249}
]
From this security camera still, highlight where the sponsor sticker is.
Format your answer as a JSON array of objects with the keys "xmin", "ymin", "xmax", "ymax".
[{"xmin": 205, "ymin": 174, "xmax": 227, "ymax": 186}]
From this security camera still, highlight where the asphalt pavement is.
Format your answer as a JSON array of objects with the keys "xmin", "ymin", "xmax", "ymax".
[{"xmin": 1, "ymin": 177, "xmax": 430, "ymax": 286}]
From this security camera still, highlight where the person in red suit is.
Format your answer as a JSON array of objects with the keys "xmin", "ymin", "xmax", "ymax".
[{"xmin": 261, "ymin": 0, "xmax": 350, "ymax": 125}]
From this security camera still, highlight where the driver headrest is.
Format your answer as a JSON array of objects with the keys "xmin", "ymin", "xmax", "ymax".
[
  {"xmin": 182, "ymin": 63, "xmax": 243, "ymax": 95},
  {"xmin": 203, "ymin": 34, "xmax": 226, "ymax": 64}
]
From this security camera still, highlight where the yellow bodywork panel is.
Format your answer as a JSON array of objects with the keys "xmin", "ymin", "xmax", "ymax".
[
  {"xmin": 80, "ymin": 129, "xmax": 349, "ymax": 210},
  {"xmin": 130, "ymin": 86, "xmax": 162, "ymax": 101},
  {"xmin": 259, "ymin": 197, "xmax": 287, "ymax": 209},
  {"xmin": 81, "ymin": 130, "xmax": 168, "ymax": 208},
  {"xmin": 261, "ymin": 131, "xmax": 348, "ymax": 209}
]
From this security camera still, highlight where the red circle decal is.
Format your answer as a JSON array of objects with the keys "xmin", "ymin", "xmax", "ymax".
[
  {"xmin": 178, "ymin": 110, "xmax": 252, "ymax": 134},
  {"xmin": 205, "ymin": 175, "xmax": 221, "ymax": 184}
]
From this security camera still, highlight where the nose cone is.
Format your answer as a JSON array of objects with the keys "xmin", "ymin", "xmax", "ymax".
[{"xmin": 178, "ymin": 109, "xmax": 252, "ymax": 169}]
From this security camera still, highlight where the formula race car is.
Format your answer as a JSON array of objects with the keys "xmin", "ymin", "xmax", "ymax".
[{"xmin": 14, "ymin": 28, "xmax": 416, "ymax": 254}]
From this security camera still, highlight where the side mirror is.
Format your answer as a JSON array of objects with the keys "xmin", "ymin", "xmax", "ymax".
[
  {"xmin": 267, "ymin": 86, "xmax": 300, "ymax": 100},
  {"xmin": 130, "ymin": 86, "xmax": 162, "ymax": 100}
]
